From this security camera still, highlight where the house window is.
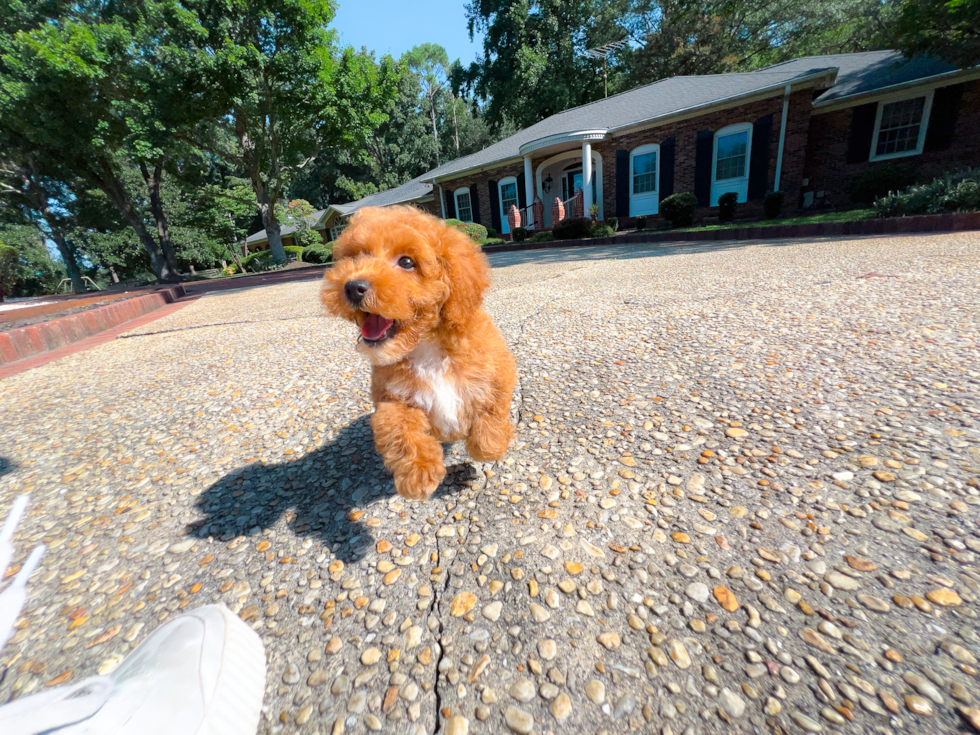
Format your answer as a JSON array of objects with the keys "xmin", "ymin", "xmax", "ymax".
[
  {"xmin": 629, "ymin": 144, "xmax": 660, "ymax": 216},
  {"xmin": 329, "ymin": 221, "xmax": 347, "ymax": 241},
  {"xmin": 711, "ymin": 123, "xmax": 752, "ymax": 206},
  {"xmin": 454, "ymin": 188, "xmax": 473, "ymax": 223},
  {"xmin": 870, "ymin": 92, "xmax": 933, "ymax": 161},
  {"xmin": 498, "ymin": 177, "xmax": 518, "ymax": 233}
]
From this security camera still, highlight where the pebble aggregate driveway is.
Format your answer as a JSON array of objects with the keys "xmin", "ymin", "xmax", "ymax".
[{"xmin": 2, "ymin": 232, "xmax": 980, "ymax": 735}]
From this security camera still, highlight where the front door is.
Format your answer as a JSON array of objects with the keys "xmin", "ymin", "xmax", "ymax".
[
  {"xmin": 563, "ymin": 171, "xmax": 595, "ymax": 210},
  {"xmin": 499, "ymin": 179, "xmax": 518, "ymax": 234}
]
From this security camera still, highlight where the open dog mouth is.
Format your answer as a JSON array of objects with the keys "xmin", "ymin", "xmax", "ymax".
[{"xmin": 360, "ymin": 312, "xmax": 397, "ymax": 346}]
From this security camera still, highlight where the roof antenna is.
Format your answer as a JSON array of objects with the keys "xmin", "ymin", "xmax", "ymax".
[{"xmin": 585, "ymin": 40, "xmax": 630, "ymax": 98}]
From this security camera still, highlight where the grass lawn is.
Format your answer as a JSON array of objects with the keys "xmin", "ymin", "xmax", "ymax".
[{"xmin": 668, "ymin": 208, "xmax": 876, "ymax": 233}]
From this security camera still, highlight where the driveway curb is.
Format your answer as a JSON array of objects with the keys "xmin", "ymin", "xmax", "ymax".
[{"xmin": 0, "ymin": 285, "xmax": 185, "ymax": 367}]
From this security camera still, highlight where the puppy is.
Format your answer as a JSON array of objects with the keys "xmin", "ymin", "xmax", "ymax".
[{"xmin": 322, "ymin": 206, "xmax": 517, "ymax": 500}]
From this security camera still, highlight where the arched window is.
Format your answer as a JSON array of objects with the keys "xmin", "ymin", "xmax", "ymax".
[
  {"xmin": 498, "ymin": 177, "xmax": 518, "ymax": 234},
  {"xmin": 454, "ymin": 187, "xmax": 473, "ymax": 223},
  {"xmin": 710, "ymin": 123, "xmax": 752, "ymax": 206},
  {"xmin": 629, "ymin": 144, "xmax": 660, "ymax": 216}
]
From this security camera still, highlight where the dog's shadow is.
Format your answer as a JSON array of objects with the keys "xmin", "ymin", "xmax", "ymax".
[{"xmin": 192, "ymin": 415, "xmax": 479, "ymax": 563}]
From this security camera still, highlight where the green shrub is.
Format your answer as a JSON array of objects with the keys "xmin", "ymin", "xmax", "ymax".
[
  {"xmin": 484, "ymin": 225, "xmax": 499, "ymax": 239},
  {"xmin": 659, "ymin": 192, "xmax": 699, "ymax": 227},
  {"xmin": 764, "ymin": 191, "xmax": 785, "ymax": 219},
  {"xmin": 512, "ymin": 227, "xmax": 528, "ymax": 242},
  {"xmin": 844, "ymin": 163, "xmax": 919, "ymax": 205},
  {"xmin": 552, "ymin": 217, "xmax": 592, "ymax": 240},
  {"xmin": 606, "ymin": 216, "xmax": 619, "ymax": 232},
  {"xmin": 480, "ymin": 238, "xmax": 506, "ymax": 247},
  {"xmin": 634, "ymin": 215, "xmax": 648, "ymax": 230},
  {"xmin": 446, "ymin": 218, "xmax": 488, "ymax": 242},
  {"xmin": 527, "ymin": 231, "xmax": 554, "ymax": 243},
  {"xmin": 284, "ymin": 245, "xmax": 304, "ymax": 261},
  {"xmin": 222, "ymin": 265, "xmax": 237, "ymax": 276},
  {"xmin": 874, "ymin": 168, "xmax": 980, "ymax": 218},
  {"xmin": 717, "ymin": 192, "xmax": 738, "ymax": 222},
  {"xmin": 241, "ymin": 249, "xmax": 274, "ymax": 272},
  {"xmin": 303, "ymin": 241, "xmax": 334, "ymax": 264},
  {"xmin": 590, "ymin": 224, "xmax": 616, "ymax": 238}
]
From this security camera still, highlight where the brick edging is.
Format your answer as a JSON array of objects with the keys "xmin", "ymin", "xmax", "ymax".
[
  {"xmin": 0, "ymin": 285, "xmax": 185, "ymax": 366},
  {"xmin": 482, "ymin": 211, "xmax": 980, "ymax": 254}
]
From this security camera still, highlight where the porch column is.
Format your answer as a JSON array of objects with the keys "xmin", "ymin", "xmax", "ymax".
[
  {"xmin": 523, "ymin": 154, "xmax": 534, "ymax": 228},
  {"xmin": 582, "ymin": 141, "xmax": 593, "ymax": 215}
]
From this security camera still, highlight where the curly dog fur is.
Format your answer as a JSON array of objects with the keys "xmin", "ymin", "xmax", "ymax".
[{"xmin": 322, "ymin": 206, "xmax": 517, "ymax": 500}]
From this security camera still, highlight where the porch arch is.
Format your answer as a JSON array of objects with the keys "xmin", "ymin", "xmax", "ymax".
[{"xmin": 535, "ymin": 149, "xmax": 604, "ymax": 226}]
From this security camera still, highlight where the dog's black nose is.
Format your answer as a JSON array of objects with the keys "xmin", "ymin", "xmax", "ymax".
[{"xmin": 344, "ymin": 280, "xmax": 370, "ymax": 306}]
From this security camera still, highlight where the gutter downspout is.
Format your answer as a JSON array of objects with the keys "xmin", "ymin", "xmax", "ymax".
[
  {"xmin": 438, "ymin": 184, "xmax": 446, "ymax": 219},
  {"xmin": 773, "ymin": 84, "xmax": 791, "ymax": 193}
]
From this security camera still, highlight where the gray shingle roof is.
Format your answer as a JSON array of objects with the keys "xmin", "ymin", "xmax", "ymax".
[
  {"xmin": 420, "ymin": 65, "xmax": 837, "ymax": 181},
  {"xmin": 761, "ymin": 50, "xmax": 957, "ymax": 103},
  {"xmin": 245, "ymin": 210, "xmax": 327, "ymax": 244},
  {"xmin": 331, "ymin": 175, "xmax": 433, "ymax": 215}
]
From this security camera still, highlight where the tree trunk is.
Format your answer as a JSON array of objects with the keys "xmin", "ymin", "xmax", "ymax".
[
  {"xmin": 452, "ymin": 95, "xmax": 460, "ymax": 155},
  {"xmin": 258, "ymin": 200, "xmax": 286, "ymax": 264},
  {"xmin": 95, "ymin": 158, "xmax": 179, "ymax": 283},
  {"xmin": 50, "ymin": 229, "xmax": 85, "ymax": 294},
  {"xmin": 236, "ymin": 111, "xmax": 286, "ymax": 264},
  {"xmin": 429, "ymin": 95, "xmax": 441, "ymax": 166},
  {"xmin": 141, "ymin": 160, "xmax": 181, "ymax": 277}
]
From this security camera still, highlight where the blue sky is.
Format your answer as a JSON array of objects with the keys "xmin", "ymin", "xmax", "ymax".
[{"xmin": 331, "ymin": 0, "xmax": 484, "ymax": 65}]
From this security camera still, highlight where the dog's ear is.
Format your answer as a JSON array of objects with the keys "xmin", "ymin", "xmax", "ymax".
[{"xmin": 438, "ymin": 223, "xmax": 490, "ymax": 328}]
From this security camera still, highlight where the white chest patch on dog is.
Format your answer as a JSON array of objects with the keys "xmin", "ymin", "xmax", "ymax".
[{"xmin": 404, "ymin": 342, "xmax": 462, "ymax": 436}]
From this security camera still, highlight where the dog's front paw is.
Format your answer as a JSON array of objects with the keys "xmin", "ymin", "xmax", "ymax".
[{"xmin": 394, "ymin": 460, "xmax": 446, "ymax": 501}]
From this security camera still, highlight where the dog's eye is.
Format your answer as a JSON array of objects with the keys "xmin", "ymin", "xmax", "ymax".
[{"xmin": 397, "ymin": 256, "xmax": 415, "ymax": 270}]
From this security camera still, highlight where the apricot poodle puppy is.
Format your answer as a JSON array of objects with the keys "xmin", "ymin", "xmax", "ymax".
[{"xmin": 322, "ymin": 206, "xmax": 517, "ymax": 500}]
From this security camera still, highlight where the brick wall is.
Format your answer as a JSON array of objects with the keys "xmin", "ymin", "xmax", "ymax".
[
  {"xmin": 803, "ymin": 81, "xmax": 980, "ymax": 207},
  {"xmin": 432, "ymin": 90, "xmax": 814, "ymax": 229},
  {"xmin": 596, "ymin": 89, "xmax": 813, "ymax": 225},
  {"xmin": 437, "ymin": 163, "xmax": 527, "ymax": 233}
]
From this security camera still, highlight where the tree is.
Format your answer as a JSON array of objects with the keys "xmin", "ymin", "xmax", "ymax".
[
  {"xmin": 404, "ymin": 44, "xmax": 453, "ymax": 166},
  {"xmin": 277, "ymin": 200, "xmax": 321, "ymax": 249},
  {"xmin": 892, "ymin": 0, "xmax": 980, "ymax": 68},
  {"xmin": 0, "ymin": 241, "xmax": 21, "ymax": 302},
  {"xmin": 0, "ymin": 3, "xmax": 187, "ymax": 282},
  {"xmin": 0, "ymin": 146, "xmax": 86, "ymax": 294},
  {"xmin": 460, "ymin": 0, "xmax": 630, "ymax": 130},
  {"xmin": 0, "ymin": 225, "xmax": 67, "ymax": 297},
  {"xmin": 183, "ymin": 0, "xmax": 399, "ymax": 263}
]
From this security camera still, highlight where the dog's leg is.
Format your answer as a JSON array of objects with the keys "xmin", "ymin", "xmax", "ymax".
[
  {"xmin": 372, "ymin": 402, "xmax": 446, "ymax": 500},
  {"xmin": 466, "ymin": 406, "xmax": 514, "ymax": 463}
]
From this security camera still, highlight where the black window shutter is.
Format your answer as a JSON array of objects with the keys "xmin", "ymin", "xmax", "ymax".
[
  {"xmin": 444, "ymin": 188, "xmax": 456, "ymax": 219},
  {"xmin": 469, "ymin": 184, "xmax": 481, "ymax": 224},
  {"xmin": 694, "ymin": 130, "xmax": 714, "ymax": 207},
  {"xmin": 615, "ymin": 150, "xmax": 629, "ymax": 217},
  {"xmin": 924, "ymin": 83, "xmax": 964, "ymax": 152},
  {"xmin": 516, "ymin": 175, "xmax": 527, "ymax": 211},
  {"xmin": 748, "ymin": 114, "xmax": 773, "ymax": 200},
  {"xmin": 487, "ymin": 179, "xmax": 501, "ymax": 234},
  {"xmin": 660, "ymin": 136, "xmax": 675, "ymax": 199},
  {"xmin": 846, "ymin": 103, "xmax": 878, "ymax": 163}
]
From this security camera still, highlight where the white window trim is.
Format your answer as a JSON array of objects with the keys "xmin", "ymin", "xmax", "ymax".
[
  {"xmin": 453, "ymin": 187, "xmax": 473, "ymax": 223},
  {"xmin": 711, "ymin": 122, "xmax": 753, "ymax": 206},
  {"xmin": 868, "ymin": 89, "xmax": 934, "ymax": 162},
  {"xmin": 629, "ymin": 144, "xmax": 661, "ymax": 217},
  {"xmin": 498, "ymin": 177, "xmax": 518, "ymax": 233}
]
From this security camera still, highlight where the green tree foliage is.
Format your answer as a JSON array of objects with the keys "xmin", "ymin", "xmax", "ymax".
[
  {"xmin": 183, "ymin": 0, "xmax": 400, "ymax": 263},
  {"xmin": 892, "ymin": 0, "xmax": 980, "ymax": 67},
  {"xmin": 460, "ymin": 0, "xmax": 630, "ymax": 130},
  {"xmin": 0, "ymin": 226, "xmax": 66, "ymax": 298},
  {"xmin": 0, "ymin": 241, "xmax": 20, "ymax": 302},
  {"xmin": 276, "ymin": 199, "xmax": 322, "ymax": 250}
]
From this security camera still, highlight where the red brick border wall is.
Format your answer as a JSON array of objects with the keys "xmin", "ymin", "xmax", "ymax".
[
  {"xmin": 0, "ymin": 285, "xmax": 185, "ymax": 366},
  {"xmin": 803, "ymin": 81, "xmax": 980, "ymax": 208}
]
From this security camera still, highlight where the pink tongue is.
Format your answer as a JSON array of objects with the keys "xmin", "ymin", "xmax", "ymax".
[{"xmin": 361, "ymin": 313, "xmax": 393, "ymax": 341}]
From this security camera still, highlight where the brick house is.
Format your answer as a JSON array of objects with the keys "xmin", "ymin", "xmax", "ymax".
[{"xmin": 250, "ymin": 50, "xmax": 979, "ymax": 242}]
